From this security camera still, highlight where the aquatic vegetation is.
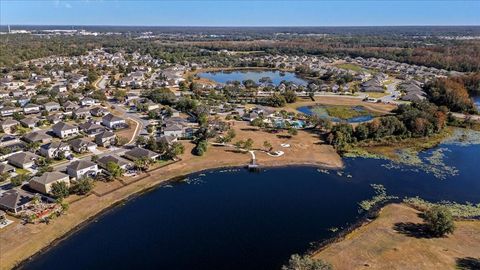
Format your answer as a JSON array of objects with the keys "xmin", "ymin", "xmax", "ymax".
[
  {"xmin": 404, "ymin": 197, "xmax": 480, "ymax": 219},
  {"xmin": 441, "ymin": 128, "xmax": 480, "ymax": 146},
  {"xmin": 359, "ymin": 184, "xmax": 398, "ymax": 211},
  {"xmin": 382, "ymin": 147, "xmax": 459, "ymax": 180}
]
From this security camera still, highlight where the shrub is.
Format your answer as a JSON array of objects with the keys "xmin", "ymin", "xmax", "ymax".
[
  {"xmin": 282, "ymin": 254, "xmax": 332, "ymax": 270},
  {"xmin": 423, "ymin": 206, "xmax": 456, "ymax": 237}
]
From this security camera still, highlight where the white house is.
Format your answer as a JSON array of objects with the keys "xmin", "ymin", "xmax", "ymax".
[{"xmin": 52, "ymin": 122, "xmax": 79, "ymax": 138}]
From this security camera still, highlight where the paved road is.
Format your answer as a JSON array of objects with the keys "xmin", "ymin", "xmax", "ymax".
[{"xmin": 380, "ymin": 79, "xmax": 401, "ymax": 104}]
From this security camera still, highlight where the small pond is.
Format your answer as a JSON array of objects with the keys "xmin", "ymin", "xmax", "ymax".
[{"xmin": 198, "ymin": 70, "xmax": 309, "ymax": 86}]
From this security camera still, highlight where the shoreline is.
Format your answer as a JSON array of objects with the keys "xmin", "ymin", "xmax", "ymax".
[{"xmin": 3, "ymin": 157, "xmax": 342, "ymax": 270}]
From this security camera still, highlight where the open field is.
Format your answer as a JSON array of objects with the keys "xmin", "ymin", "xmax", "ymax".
[
  {"xmin": 286, "ymin": 96, "xmax": 397, "ymax": 115},
  {"xmin": 313, "ymin": 203, "xmax": 480, "ymax": 270},
  {"xmin": 0, "ymin": 121, "xmax": 341, "ymax": 270},
  {"xmin": 335, "ymin": 63, "xmax": 370, "ymax": 73}
]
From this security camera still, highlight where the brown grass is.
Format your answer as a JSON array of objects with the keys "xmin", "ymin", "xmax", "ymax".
[{"xmin": 313, "ymin": 203, "xmax": 480, "ymax": 270}]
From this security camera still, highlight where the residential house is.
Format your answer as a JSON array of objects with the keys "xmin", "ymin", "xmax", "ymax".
[
  {"xmin": 0, "ymin": 135, "xmax": 21, "ymax": 148},
  {"xmin": 163, "ymin": 124, "xmax": 184, "ymax": 138},
  {"xmin": 124, "ymin": 147, "xmax": 160, "ymax": 161},
  {"xmin": 52, "ymin": 122, "xmax": 79, "ymax": 138},
  {"xmin": 79, "ymin": 121, "xmax": 105, "ymax": 136},
  {"xmin": 68, "ymin": 138, "xmax": 97, "ymax": 153},
  {"xmin": 0, "ymin": 107, "xmax": 20, "ymax": 117},
  {"xmin": 90, "ymin": 107, "xmax": 109, "ymax": 117},
  {"xmin": 94, "ymin": 131, "xmax": 116, "ymax": 147},
  {"xmin": 62, "ymin": 101, "xmax": 79, "ymax": 112},
  {"xmin": 66, "ymin": 160, "xmax": 99, "ymax": 179},
  {"xmin": 80, "ymin": 98, "xmax": 96, "ymax": 107},
  {"xmin": 23, "ymin": 103, "xmax": 41, "ymax": 114},
  {"xmin": 46, "ymin": 113, "xmax": 63, "ymax": 124},
  {"xmin": 29, "ymin": 172, "xmax": 70, "ymax": 195},
  {"xmin": 43, "ymin": 102, "xmax": 61, "ymax": 112},
  {"xmin": 0, "ymin": 163, "xmax": 15, "ymax": 175},
  {"xmin": 96, "ymin": 155, "xmax": 132, "ymax": 171},
  {"xmin": 19, "ymin": 117, "xmax": 40, "ymax": 129},
  {"xmin": 22, "ymin": 131, "xmax": 52, "ymax": 144},
  {"xmin": 7, "ymin": 152, "xmax": 40, "ymax": 169},
  {"xmin": 0, "ymin": 190, "xmax": 33, "ymax": 214},
  {"xmin": 73, "ymin": 107, "xmax": 91, "ymax": 119},
  {"xmin": 39, "ymin": 141, "xmax": 71, "ymax": 159},
  {"xmin": 102, "ymin": 113, "xmax": 127, "ymax": 129},
  {"xmin": 0, "ymin": 119, "xmax": 19, "ymax": 134}
]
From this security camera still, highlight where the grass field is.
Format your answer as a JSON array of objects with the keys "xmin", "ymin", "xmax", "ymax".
[
  {"xmin": 335, "ymin": 63, "xmax": 369, "ymax": 73},
  {"xmin": 313, "ymin": 203, "xmax": 480, "ymax": 270}
]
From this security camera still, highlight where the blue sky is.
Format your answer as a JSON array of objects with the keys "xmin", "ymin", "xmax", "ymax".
[{"xmin": 1, "ymin": 1, "xmax": 479, "ymax": 26}]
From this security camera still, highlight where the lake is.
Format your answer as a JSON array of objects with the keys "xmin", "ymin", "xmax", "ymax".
[
  {"xmin": 21, "ymin": 133, "xmax": 480, "ymax": 270},
  {"xmin": 473, "ymin": 94, "xmax": 480, "ymax": 110},
  {"xmin": 198, "ymin": 70, "xmax": 309, "ymax": 86}
]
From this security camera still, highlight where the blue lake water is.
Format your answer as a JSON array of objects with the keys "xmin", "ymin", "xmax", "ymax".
[
  {"xmin": 297, "ymin": 105, "xmax": 375, "ymax": 123},
  {"xmin": 473, "ymin": 95, "xmax": 480, "ymax": 110},
  {"xmin": 21, "ymin": 136, "xmax": 480, "ymax": 270},
  {"xmin": 198, "ymin": 70, "xmax": 309, "ymax": 86}
]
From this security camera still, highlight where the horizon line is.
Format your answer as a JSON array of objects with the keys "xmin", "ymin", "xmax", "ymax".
[{"xmin": 2, "ymin": 24, "xmax": 480, "ymax": 28}]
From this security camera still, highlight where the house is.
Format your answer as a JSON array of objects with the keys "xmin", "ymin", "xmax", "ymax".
[
  {"xmin": 46, "ymin": 113, "xmax": 63, "ymax": 124},
  {"xmin": 68, "ymin": 138, "xmax": 97, "ymax": 153},
  {"xmin": 0, "ymin": 119, "xmax": 19, "ymax": 134},
  {"xmin": 96, "ymin": 155, "xmax": 132, "ymax": 171},
  {"xmin": 124, "ymin": 147, "xmax": 160, "ymax": 161},
  {"xmin": 7, "ymin": 152, "xmax": 40, "ymax": 169},
  {"xmin": 242, "ymin": 112, "xmax": 259, "ymax": 122},
  {"xmin": 39, "ymin": 141, "xmax": 71, "ymax": 159},
  {"xmin": 52, "ymin": 122, "xmax": 79, "ymax": 138},
  {"xmin": 94, "ymin": 131, "xmax": 116, "ymax": 147},
  {"xmin": 19, "ymin": 117, "xmax": 40, "ymax": 129},
  {"xmin": 23, "ymin": 103, "xmax": 41, "ymax": 114},
  {"xmin": 79, "ymin": 121, "xmax": 105, "ymax": 136},
  {"xmin": 157, "ymin": 135, "xmax": 178, "ymax": 146},
  {"xmin": 66, "ymin": 160, "xmax": 99, "ymax": 179},
  {"xmin": 102, "ymin": 114, "xmax": 127, "ymax": 129},
  {"xmin": 23, "ymin": 131, "xmax": 53, "ymax": 144},
  {"xmin": 0, "ymin": 107, "xmax": 20, "ymax": 117},
  {"xmin": 80, "ymin": 98, "xmax": 96, "ymax": 107},
  {"xmin": 62, "ymin": 101, "xmax": 79, "ymax": 112},
  {"xmin": 29, "ymin": 172, "xmax": 70, "ymax": 195},
  {"xmin": 90, "ymin": 107, "xmax": 109, "ymax": 117},
  {"xmin": 162, "ymin": 124, "xmax": 184, "ymax": 138},
  {"xmin": 0, "ymin": 163, "xmax": 15, "ymax": 174},
  {"xmin": 43, "ymin": 102, "xmax": 61, "ymax": 112},
  {"xmin": 0, "ymin": 135, "xmax": 21, "ymax": 148},
  {"xmin": 73, "ymin": 107, "xmax": 92, "ymax": 119},
  {"xmin": 0, "ymin": 190, "xmax": 33, "ymax": 214}
]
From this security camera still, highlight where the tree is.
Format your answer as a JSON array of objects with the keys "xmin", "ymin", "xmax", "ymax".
[
  {"xmin": 10, "ymin": 175, "xmax": 27, "ymax": 187},
  {"xmin": 244, "ymin": 138, "xmax": 254, "ymax": 150},
  {"xmin": 134, "ymin": 157, "xmax": 151, "ymax": 172},
  {"xmin": 288, "ymin": 128, "xmax": 298, "ymax": 136},
  {"xmin": 113, "ymin": 89, "xmax": 127, "ymax": 102},
  {"xmin": 51, "ymin": 181, "xmax": 70, "ymax": 199},
  {"xmin": 263, "ymin": 140, "xmax": 273, "ymax": 152},
  {"xmin": 193, "ymin": 140, "xmax": 208, "ymax": 156},
  {"xmin": 70, "ymin": 178, "xmax": 94, "ymax": 195},
  {"xmin": 283, "ymin": 90, "xmax": 297, "ymax": 103},
  {"xmin": 106, "ymin": 161, "xmax": 124, "ymax": 178},
  {"xmin": 282, "ymin": 254, "xmax": 332, "ymax": 270},
  {"xmin": 164, "ymin": 142, "xmax": 185, "ymax": 160},
  {"xmin": 423, "ymin": 206, "xmax": 456, "ymax": 237}
]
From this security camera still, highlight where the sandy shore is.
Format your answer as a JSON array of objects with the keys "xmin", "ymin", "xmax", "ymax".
[
  {"xmin": 0, "ymin": 123, "xmax": 342, "ymax": 270},
  {"xmin": 313, "ymin": 203, "xmax": 480, "ymax": 270}
]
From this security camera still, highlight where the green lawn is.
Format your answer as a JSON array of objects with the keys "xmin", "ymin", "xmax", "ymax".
[{"xmin": 335, "ymin": 63, "xmax": 369, "ymax": 73}]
